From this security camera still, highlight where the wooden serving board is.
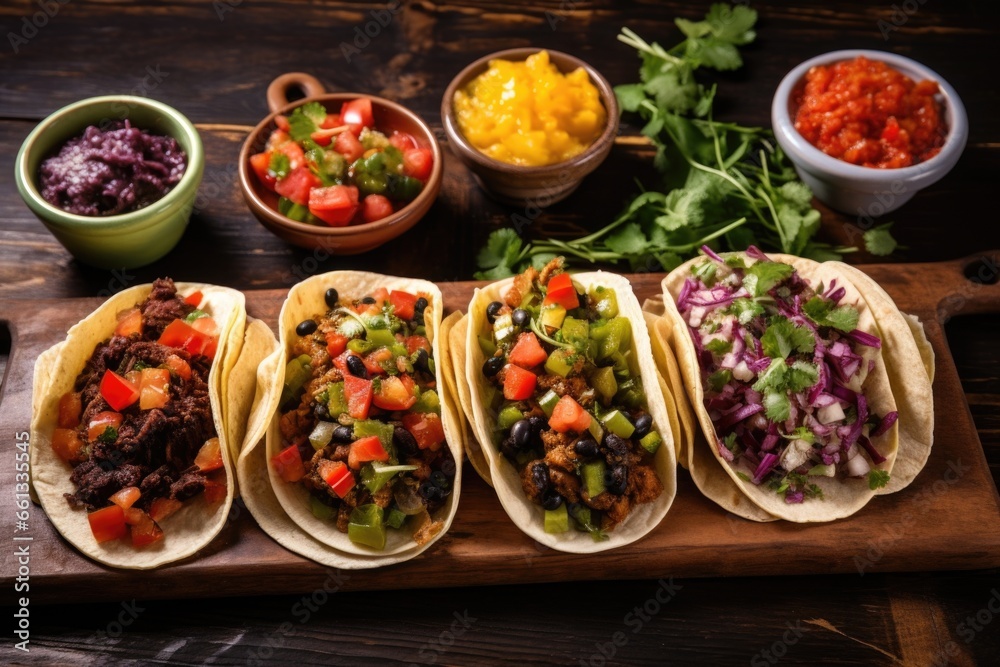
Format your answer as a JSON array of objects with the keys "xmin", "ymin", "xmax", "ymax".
[{"xmin": 2, "ymin": 255, "xmax": 999, "ymax": 604}]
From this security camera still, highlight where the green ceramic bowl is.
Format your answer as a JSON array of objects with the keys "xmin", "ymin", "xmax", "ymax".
[{"xmin": 15, "ymin": 96, "xmax": 204, "ymax": 269}]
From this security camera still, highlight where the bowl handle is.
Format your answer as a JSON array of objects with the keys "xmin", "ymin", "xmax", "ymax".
[{"xmin": 266, "ymin": 73, "xmax": 326, "ymax": 114}]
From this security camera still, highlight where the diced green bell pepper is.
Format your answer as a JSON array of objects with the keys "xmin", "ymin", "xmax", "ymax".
[
  {"xmin": 386, "ymin": 173, "xmax": 423, "ymax": 201},
  {"xmin": 413, "ymin": 388, "xmax": 441, "ymax": 414},
  {"xmin": 587, "ymin": 416, "xmax": 604, "ymax": 443},
  {"xmin": 309, "ymin": 421, "xmax": 337, "ymax": 450},
  {"xmin": 537, "ymin": 390, "xmax": 560, "ymax": 417},
  {"xmin": 582, "ymin": 460, "xmax": 607, "ymax": 497},
  {"xmin": 361, "ymin": 462, "xmax": 419, "ymax": 493},
  {"xmin": 477, "ymin": 335, "xmax": 497, "ymax": 357},
  {"xmin": 544, "ymin": 348, "xmax": 575, "ymax": 377},
  {"xmin": 589, "ymin": 366, "xmax": 617, "ymax": 405},
  {"xmin": 589, "ymin": 286, "xmax": 619, "ymax": 319},
  {"xmin": 640, "ymin": 431, "xmax": 662, "ymax": 455},
  {"xmin": 348, "ymin": 338, "xmax": 374, "ymax": 354},
  {"xmin": 614, "ymin": 379, "xmax": 646, "ymax": 410},
  {"xmin": 385, "ymin": 507, "xmax": 407, "ymax": 530},
  {"xmin": 353, "ymin": 419, "xmax": 395, "ymax": 450},
  {"xmin": 544, "ymin": 503, "xmax": 569, "ymax": 534},
  {"xmin": 367, "ymin": 328, "xmax": 396, "ymax": 348},
  {"xmin": 600, "ymin": 409, "xmax": 635, "ymax": 439},
  {"xmin": 560, "ymin": 316, "xmax": 589, "ymax": 350},
  {"xmin": 280, "ymin": 354, "xmax": 313, "ymax": 408},
  {"xmin": 327, "ymin": 381, "xmax": 348, "ymax": 417},
  {"xmin": 347, "ymin": 504, "xmax": 386, "ymax": 549},
  {"xmin": 497, "ymin": 404, "xmax": 524, "ymax": 431},
  {"xmin": 591, "ymin": 317, "xmax": 631, "ymax": 360},
  {"xmin": 540, "ymin": 304, "xmax": 566, "ymax": 331},
  {"xmin": 310, "ymin": 496, "xmax": 336, "ymax": 521}
]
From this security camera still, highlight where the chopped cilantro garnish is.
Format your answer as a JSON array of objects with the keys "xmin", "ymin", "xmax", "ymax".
[
  {"xmin": 868, "ymin": 469, "xmax": 890, "ymax": 490},
  {"xmin": 803, "ymin": 296, "xmax": 860, "ymax": 333},
  {"xmin": 728, "ymin": 297, "xmax": 764, "ymax": 324},
  {"xmin": 723, "ymin": 432, "xmax": 740, "ymax": 455},
  {"xmin": 98, "ymin": 426, "xmax": 118, "ymax": 445},
  {"xmin": 692, "ymin": 260, "xmax": 718, "ymax": 285},
  {"xmin": 864, "ymin": 223, "xmax": 898, "ymax": 257},
  {"xmin": 132, "ymin": 361, "xmax": 149, "ymax": 371},
  {"xmin": 707, "ymin": 368, "xmax": 732, "ymax": 392},
  {"xmin": 763, "ymin": 390, "xmax": 790, "ymax": 422},
  {"xmin": 287, "ymin": 102, "xmax": 327, "ymax": 142},
  {"xmin": 184, "ymin": 309, "xmax": 209, "ymax": 323},
  {"xmin": 268, "ymin": 152, "xmax": 290, "ymax": 179},
  {"xmin": 744, "ymin": 261, "xmax": 794, "ymax": 297},
  {"xmin": 761, "ymin": 315, "xmax": 815, "ymax": 359},
  {"xmin": 781, "ymin": 426, "xmax": 816, "ymax": 444},
  {"xmin": 704, "ymin": 338, "xmax": 732, "ymax": 355},
  {"xmin": 736, "ymin": 471, "xmax": 751, "ymax": 482},
  {"xmin": 753, "ymin": 358, "xmax": 818, "ymax": 421}
]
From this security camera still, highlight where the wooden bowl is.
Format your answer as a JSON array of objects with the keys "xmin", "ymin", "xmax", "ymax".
[
  {"xmin": 440, "ymin": 49, "xmax": 619, "ymax": 207},
  {"xmin": 239, "ymin": 73, "xmax": 442, "ymax": 254}
]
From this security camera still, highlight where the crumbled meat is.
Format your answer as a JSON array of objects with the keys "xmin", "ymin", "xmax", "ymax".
[
  {"xmin": 279, "ymin": 406, "xmax": 313, "ymax": 448},
  {"xmin": 66, "ymin": 462, "xmax": 144, "ymax": 510},
  {"xmin": 540, "ymin": 430, "xmax": 574, "ymax": 454},
  {"xmin": 372, "ymin": 483, "xmax": 394, "ymax": 509},
  {"xmin": 412, "ymin": 510, "xmax": 444, "ymax": 546},
  {"xmin": 140, "ymin": 278, "xmax": 193, "ymax": 338},
  {"xmin": 536, "ymin": 373, "xmax": 593, "ymax": 406},
  {"xmin": 504, "ymin": 266, "xmax": 538, "ymax": 309},
  {"xmin": 627, "ymin": 463, "xmax": 663, "ymax": 505},
  {"xmin": 305, "ymin": 366, "xmax": 344, "ymax": 399},
  {"xmin": 336, "ymin": 503, "xmax": 351, "ymax": 532},
  {"xmin": 520, "ymin": 460, "xmax": 548, "ymax": 504},
  {"xmin": 584, "ymin": 491, "xmax": 615, "ymax": 511},
  {"xmin": 537, "ymin": 257, "xmax": 565, "ymax": 286},
  {"xmin": 604, "ymin": 494, "xmax": 633, "ymax": 528},
  {"xmin": 544, "ymin": 443, "xmax": 577, "ymax": 473},
  {"xmin": 169, "ymin": 470, "xmax": 207, "ymax": 501},
  {"xmin": 549, "ymin": 468, "xmax": 581, "ymax": 503}
]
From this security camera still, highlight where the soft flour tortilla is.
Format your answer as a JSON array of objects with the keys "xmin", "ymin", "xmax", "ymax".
[
  {"xmin": 465, "ymin": 271, "xmax": 677, "ymax": 553},
  {"xmin": 827, "ymin": 262, "xmax": 934, "ymax": 495},
  {"xmin": 447, "ymin": 314, "xmax": 493, "ymax": 486},
  {"xmin": 30, "ymin": 283, "xmax": 246, "ymax": 569},
  {"xmin": 261, "ymin": 271, "xmax": 462, "ymax": 559},
  {"xmin": 662, "ymin": 253, "xmax": 901, "ymax": 523}
]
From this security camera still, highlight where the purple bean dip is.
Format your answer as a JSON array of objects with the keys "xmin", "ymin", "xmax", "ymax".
[{"xmin": 38, "ymin": 121, "xmax": 187, "ymax": 216}]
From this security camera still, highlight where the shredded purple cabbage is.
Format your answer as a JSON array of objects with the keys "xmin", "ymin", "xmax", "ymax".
[{"xmin": 39, "ymin": 120, "xmax": 186, "ymax": 216}]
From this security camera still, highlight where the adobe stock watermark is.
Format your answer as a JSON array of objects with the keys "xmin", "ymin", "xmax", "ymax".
[
  {"xmin": 750, "ymin": 620, "xmax": 806, "ymax": 666},
  {"xmin": 854, "ymin": 458, "xmax": 969, "ymax": 575},
  {"xmin": 7, "ymin": 0, "xmax": 71, "ymax": 54},
  {"xmin": 407, "ymin": 610, "xmax": 478, "ymax": 665},
  {"xmin": 85, "ymin": 600, "xmax": 146, "ymax": 645},
  {"xmin": 929, "ymin": 588, "xmax": 1000, "ymax": 666},
  {"xmin": 214, "ymin": 0, "xmax": 243, "ymax": 21},
  {"xmin": 339, "ymin": 1, "xmax": 404, "ymax": 64},
  {"xmin": 936, "ymin": 253, "xmax": 999, "ymax": 325},
  {"xmin": 878, "ymin": 0, "xmax": 929, "ymax": 41},
  {"xmin": 578, "ymin": 577, "xmax": 682, "ymax": 666}
]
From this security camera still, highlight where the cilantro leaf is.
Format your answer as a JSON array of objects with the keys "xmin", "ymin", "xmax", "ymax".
[
  {"xmin": 474, "ymin": 229, "xmax": 523, "ymax": 280},
  {"xmin": 728, "ymin": 298, "xmax": 764, "ymax": 324},
  {"xmin": 98, "ymin": 426, "xmax": 118, "ymax": 445},
  {"xmin": 868, "ymin": 469, "xmax": 890, "ymax": 490},
  {"xmin": 287, "ymin": 102, "xmax": 327, "ymax": 142},
  {"xmin": 704, "ymin": 338, "xmax": 732, "ymax": 355},
  {"xmin": 613, "ymin": 83, "xmax": 647, "ymax": 113},
  {"xmin": 761, "ymin": 316, "xmax": 815, "ymax": 359},
  {"xmin": 268, "ymin": 152, "xmax": 290, "ymax": 179},
  {"xmin": 786, "ymin": 360, "xmax": 820, "ymax": 392},
  {"xmin": 782, "ymin": 426, "xmax": 816, "ymax": 444},
  {"xmin": 803, "ymin": 296, "xmax": 860, "ymax": 333},
  {"xmin": 744, "ymin": 261, "xmax": 794, "ymax": 297},
  {"xmin": 707, "ymin": 368, "xmax": 732, "ymax": 391},
  {"xmin": 864, "ymin": 222, "xmax": 898, "ymax": 256},
  {"xmin": 705, "ymin": 3, "xmax": 758, "ymax": 44},
  {"xmin": 753, "ymin": 357, "xmax": 787, "ymax": 392},
  {"xmin": 763, "ymin": 390, "xmax": 790, "ymax": 422},
  {"xmin": 605, "ymin": 222, "xmax": 649, "ymax": 255}
]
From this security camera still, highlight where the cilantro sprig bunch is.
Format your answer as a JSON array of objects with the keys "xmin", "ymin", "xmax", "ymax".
[{"xmin": 474, "ymin": 4, "xmax": 897, "ymax": 280}]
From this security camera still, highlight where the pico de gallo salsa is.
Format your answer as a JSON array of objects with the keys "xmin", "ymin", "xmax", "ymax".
[
  {"xmin": 273, "ymin": 285, "xmax": 455, "ymax": 550},
  {"xmin": 479, "ymin": 261, "xmax": 664, "ymax": 540},
  {"xmin": 249, "ymin": 99, "xmax": 434, "ymax": 226},
  {"xmin": 53, "ymin": 279, "xmax": 226, "ymax": 548}
]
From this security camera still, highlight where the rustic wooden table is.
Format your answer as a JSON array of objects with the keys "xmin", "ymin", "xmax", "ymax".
[{"xmin": 1, "ymin": 1, "xmax": 998, "ymax": 665}]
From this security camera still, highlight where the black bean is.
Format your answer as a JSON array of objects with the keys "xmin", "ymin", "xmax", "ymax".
[
  {"xmin": 527, "ymin": 415, "xmax": 546, "ymax": 435},
  {"xmin": 603, "ymin": 433, "xmax": 629, "ymax": 462},
  {"xmin": 499, "ymin": 436, "xmax": 518, "ymax": 460},
  {"xmin": 332, "ymin": 425, "xmax": 354, "ymax": 442},
  {"xmin": 413, "ymin": 348, "xmax": 429, "ymax": 372},
  {"xmin": 324, "ymin": 288, "xmax": 339, "ymax": 308},
  {"xmin": 542, "ymin": 492, "xmax": 564, "ymax": 510},
  {"xmin": 440, "ymin": 457, "xmax": 457, "ymax": 478},
  {"xmin": 482, "ymin": 355, "xmax": 504, "ymax": 378},
  {"xmin": 414, "ymin": 311, "xmax": 425, "ymax": 326},
  {"xmin": 296, "ymin": 319, "xmax": 318, "ymax": 337},
  {"xmin": 486, "ymin": 301, "xmax": 503, "ymax": 324},
  {"xmin": 313, "ymin": 403, "xmax": 330, "ymax": 420},
  {"xmin": 414, "ymin": 297, "xmax": 428, "ymax": 314},
  {"xmin": 574, "ymin": 438, "xmax": 599, "ymax": 458},
  {"xmin": 512, "ymin": 309, "xmax": 530, "ymax": 327},
  {"xmin": 633, "ymin": 413, "xmax": 653, "ymax": 439},
  {"xmin": 362, "ymin": 296, "xmax": 376, "ymax": 304},
  {"xmin": 510, "ymin": 419, "xmax": 532, "ymax": 449},
  {"xmin": 530, "ymin": 463, "xmax": 551, "ymax": 496},
  {"xmin": 418, "ymin": 481, "xmax": 443, "ymax": 502},
  {"xmin": 347, "ymin": 355, "xmax": 368, "ymax": 378},
  {"xmin": 393, "ymin": 426, "xmax": 418, "ymax": 456},
  {"xmin": 606, "ymin": 464, "xmax": 628, "ymax": 495},
  {"xmin": 430, "ymin": 471, "xmax": 449, "ymax": 489}
]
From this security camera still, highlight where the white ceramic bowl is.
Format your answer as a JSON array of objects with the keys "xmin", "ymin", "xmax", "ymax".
[{"xmin": 771, "ymin": 49, "xmax": 967, "ymax": 216}]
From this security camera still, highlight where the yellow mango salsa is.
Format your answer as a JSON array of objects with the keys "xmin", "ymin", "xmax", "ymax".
[{"xmin": 453, "ymin": 50, "xmax": 607, "ymax": 167}]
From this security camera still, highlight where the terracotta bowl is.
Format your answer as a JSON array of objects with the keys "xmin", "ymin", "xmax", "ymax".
[
  {"xmin": 440, "ymin": 48, "xmax": 619, "ymax": 207},
  {"xmin": 238, "ymin": 73, "xmax": 442, "ymax": 254}
]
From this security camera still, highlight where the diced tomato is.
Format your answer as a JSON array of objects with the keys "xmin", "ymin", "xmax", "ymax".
[
  {"xmin": 333, "ymin": 129, "xmax": 365, "ymax": 163},
  {"xmin": 275, "ymin": 115, "xmax": 291, "ymax": 132},
  {"xmin": 502, "ymin": 364, "xmax": 537, "ymax": 401},
  {"xmin": 115, "ymin": 308, "xmax": 143, "ymax": 337},
  {"xmin": 332, "ymin": 350, "xmax": 354, "ymax": 376},
  {"xmin": 402, "ymin": 412, "xmax": 446, "ymax": 451},
  {"xmin": 139, "ymin": 367, "xmax": 171, "ymax": 410},
  {"xmin": 58, "ymin": 391, "xmax": 82, "ymax": 428},
  {"xmin": 128, "ymin": 509, "xmax": 164, "ymax": 547},
  {"xmin": 362, "ymin": 194, "xmax": 394, "ymax": 223},
  {"xmin": 265, "ymin": 128, "xmax": 292, "ymax": 151},
  {"xmin": 87, "ymin": 411, "xmax": 123, "ymax": 442},
  {"xmin": 343, "ymin": 374, "xmax": 373, "ymax": 420},
  {"xmin": 320, "ymin": 113, "xmax": 343, "ymax": 129},
  {"xmin": 402, "ymin": 147, "xmax": 434, "ymax": 181},
  {"xmin": 549, "ymin": 395, "xmax": 592, "ymax": 433},
  {"xmin": 149, "ymin": 497, "xmax": 183, "ymax": 522},
  {"xmin": 88, "ymin": 505, "xmax": 127, "ymax": 543},
  {"xmin": 389, "ymin": 131, "xmax": 417, "ymax": 152},
  {"xmin": 370, "ymin": 287, "xmax": 390, "ymax": 305},
  {"xmin": 363, "ymin": 347, "xmax": 394, "ymax": 376},
  {"xmin": 388, "ymin": 290, "xmax": 418, "ymax": 320},
  {"xmin": 405, "ymin": 335, "xmax": 431, "ymax": 355},
  {"xmin": 250, "ymin": 152, "xmax": 277, "ymax": 191},
  {"xmin": 163, "ymin": 354, "xmax": 192, "ymax": 381},
  {"xmin": 158, "ymin": 318, "xmax": 196, "ymax": 348},
  {"xmin": 348, "ymin": 435, "xmax": 390, "ymax": 470},
  {"xmin": 340, "ymin": 98, "xmax": 374, "ymax": 134},
  {"xmin": 543, "ymin": 273, "xmax": 579, "ymax": 310},
  {"xmin": 194, "ymin": 437, "xmax": 224, "ymax": 472},
  {"xmin": 325, "ymin": 331, "xmax": 349, "ymax": 358},
  {"xmin": 275, "ymin": 165, "xmax": 321, "ymax": 206},
  {"xmin": 51, "ymin": 428, "xmax": 86, "ymax": 464},
  {"xmin": 398, "ymin": 372, "xmax": 416, "ymax": 396},
  {"xmin": 184, "ymin": 290, "xmax": 204, "ymax": 307},
  {"xmin": 190, "ymin": 316, "xmax": 220, "ymax": 360},
  {"xmin": 100, "ymin": 370, "xmax": 140, "ymax": 411},
  {"xmin": 309, "ymin": 184, "xmax": 359, "ymax": 227},
  {"xmin": 276, "ymin": 140, "xmax": 306, "ymax": 170},
  {"xmin": 373, "ymin": 375, "xmax": 418, "ymax": 411},
  {"xmin": 109, "ymin": 486, "xmax": 140, "ymax": 510},
  {"xmin": 318, "ymin": 459, "xmax": 355, "ymax": 497},
  {"xmin": 202, "ymin": 475, "xmax": 227, "ymax": 504},
  {"xmin": 159, "ymin": 318, "xmax": 217, "ymax": 360},
  {"xmin": 271, "ymin": 444, "xmax": 305, "ymax": 483},
  {"xmin": 508, "ymin": 332, "xmax": 548, "ymax": 369}
]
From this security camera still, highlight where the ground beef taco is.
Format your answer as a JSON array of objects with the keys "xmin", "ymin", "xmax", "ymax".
[{"xmin": 30, "ymin": 279, "xmax": 247, "ymax": 568}]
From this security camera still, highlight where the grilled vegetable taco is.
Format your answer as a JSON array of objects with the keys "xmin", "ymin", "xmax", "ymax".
[
  {"xmin": 30, "ymin": 279, "xmax": 247, "ymax": 568},
  {"xmin": 465, "ymin": 261, "xmax": 677, "ymax": 552},
  {"xmin": 661, "ymin": 247, "xmax": 910, "ymax": 522},
  {"xmin": 259, "ymin": 271, "xmax": 462, "ymax": 561}
]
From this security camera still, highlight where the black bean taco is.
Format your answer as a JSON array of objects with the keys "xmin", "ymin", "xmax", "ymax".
[{"xmin": 30, "ymin": 279, "xmax": 247, "ymax": 568}]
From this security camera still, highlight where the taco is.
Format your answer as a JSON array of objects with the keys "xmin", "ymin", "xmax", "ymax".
[
  {"xmin": 661, "ymin": 247, "xmax": 908, "ymax": 522},
  {"xmin": 464, "ymin": 261, "xmax": 677, "ymax": 552},
  {"xmin": 30, "ymin": 278, "xmax": 246, "ymax": 568},
  {"xmin": 259, "ymin": 271, "xmax": 461, "ymax": 560}
]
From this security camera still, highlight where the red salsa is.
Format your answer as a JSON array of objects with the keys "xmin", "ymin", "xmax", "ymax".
[{"xmin": 793, "ymin": 56, "xmax": 946, "ymax": 168}]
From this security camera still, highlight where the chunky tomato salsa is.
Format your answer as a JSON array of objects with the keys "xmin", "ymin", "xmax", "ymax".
[{"xmin": 793, "ymin": 55, "xmax": 945, "ymax": 168}]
